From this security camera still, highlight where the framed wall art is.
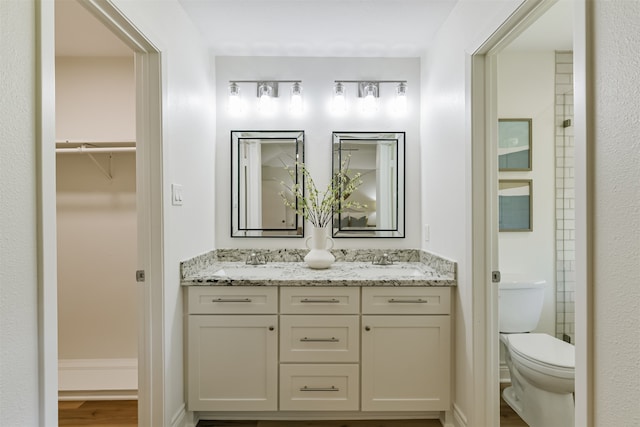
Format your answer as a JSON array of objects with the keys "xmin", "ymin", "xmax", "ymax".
[
  {"xmin": 498, "ymin": 118, "xmax": 532, "ymax": 171},
  {"xmin": 499, "ymin": 179, "xmax": 532, "ymax": 232}
]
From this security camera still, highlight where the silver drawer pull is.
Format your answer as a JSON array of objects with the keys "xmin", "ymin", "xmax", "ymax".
[
  {"xmin": 300, "ymin": 298, "xmax": 340, "ymax": 303},
  {"xmin": 388, "ymin": 298, "xmax": 427, "ymax": 303},
  {"xmin": 300, "ymin": 337, "xmax": 339, "ymax": 342},
  {"xmin": 212, "ymin": 298, "xmax": 252, "ymax": 303},
  {"xmin": 300, "ymin": 386, "xmax": 339, "ymax": 392}
]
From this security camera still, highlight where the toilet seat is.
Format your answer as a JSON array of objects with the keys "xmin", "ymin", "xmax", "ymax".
[{"xmin": 506, "ymin": 333, "xmax": 575, "ymax": 379}]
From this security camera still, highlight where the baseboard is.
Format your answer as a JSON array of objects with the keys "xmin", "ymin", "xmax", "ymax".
[
  {"xmin": 452, "ymin": 402, "xmax": 468, "ymax": 427},
  {"xmin": 171, "ymin": 403, "xmax": 187, "ymax": 427},
  {"xmin": 58, "ymin": 389, "xmax": 137, "ymax": 401},
  {"xmin": 58, "ymin": 358, "xmax": 137, "ymax": 395}
]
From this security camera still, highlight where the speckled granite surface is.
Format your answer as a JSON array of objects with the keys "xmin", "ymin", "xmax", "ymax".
[{"xmin": 180, "ymin": 249, "xmax": 456, "ymax": 287}]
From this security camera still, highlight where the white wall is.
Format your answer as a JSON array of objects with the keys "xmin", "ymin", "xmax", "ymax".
[
  {"xmin": 56, "ymin": 57, "xmax": 137, "ymax": 378},
  {"xmin": 590, "ymin": 1, "xmax": 640, "ymax": 424},
  {"xmin": 56, "ymin": 56, "xmax": 135, "ymax": 142},
  {"xmin": 420, "ymin": 1, "xmax": 524, "ymax": 424},
  {"xmin": 0, "ymin": 1, "xmax": 40, "ymax": 425},
  {"xmin": 215, "ymin": 56, "xmax": 420, "ymax": 249},
  {"xmin": 497, "ymin": 51, "xmax": 556, "ymax": 335}
]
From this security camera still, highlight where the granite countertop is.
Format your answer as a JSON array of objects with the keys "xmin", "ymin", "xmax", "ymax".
[{"xmin": 181, "ymin": 250, "xmax": 457, "ymax": 287}]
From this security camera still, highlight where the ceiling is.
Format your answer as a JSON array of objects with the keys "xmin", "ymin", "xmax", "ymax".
[
  {"xmin": 177, "ymin": 0, "xmax": 457, "ymax": 57},
  {"xmin": 55, "ymin": 0, "xmax": 572, "ymax": 57}
]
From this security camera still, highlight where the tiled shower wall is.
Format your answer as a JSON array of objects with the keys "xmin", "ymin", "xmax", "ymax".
[{"xmin": 555, "ymin": 51, "xmax": 575, "ymax": 343}]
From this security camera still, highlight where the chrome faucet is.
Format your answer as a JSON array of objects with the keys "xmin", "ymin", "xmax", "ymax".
[
  {"xmin": 245, "ymin": 252, "xmax": 267, "ymax": 265},
  {"xmin": 372, "ymin": 252, "xmax": 394, "ymax": 265}
]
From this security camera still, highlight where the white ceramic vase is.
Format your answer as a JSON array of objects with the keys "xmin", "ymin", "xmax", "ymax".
[{"xmin": 304, "ymin": 226, "xmax": 335, "ymax": 269}]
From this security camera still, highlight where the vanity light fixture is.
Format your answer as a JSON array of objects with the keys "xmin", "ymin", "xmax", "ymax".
[
  {"xmin": 227, "ymin": 80, "xmax": 303, "ymax": 115},
  {"xmin": 333, "ymin": 80, "xmax": 408, "ymax": 115}
]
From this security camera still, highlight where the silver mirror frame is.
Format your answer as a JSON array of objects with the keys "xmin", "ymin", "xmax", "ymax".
[
  {"xmin": 231, "ymin": 130, "xmax": 305, "ymax": 238},
  {"xmin": 332, "ymin": 131, "xmax": 405, "ymax": 238}
]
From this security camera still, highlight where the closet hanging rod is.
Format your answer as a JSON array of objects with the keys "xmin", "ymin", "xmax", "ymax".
[{"xmin": 56, "ymin": 145, "xmax": 136, "ymax": 154}]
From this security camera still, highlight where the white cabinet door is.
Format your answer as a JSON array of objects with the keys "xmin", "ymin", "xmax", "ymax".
[
  {"xmin": 361, "ymin": 315, "xmax": 451, "ymax": 411},
  {"xmin": 187, "ymin": 314, "xmax": 278, "ymax": 411}
]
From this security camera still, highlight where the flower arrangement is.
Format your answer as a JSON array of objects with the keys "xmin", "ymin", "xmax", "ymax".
[{"xmin": 280, "ymin": 159, "xmax": 366, "ymax": 228}]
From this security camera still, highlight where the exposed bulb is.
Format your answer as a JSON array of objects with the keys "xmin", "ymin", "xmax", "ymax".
[
  {"xmin": 362, "ymin": 83, "xmax": 378, "ymax": 114},
  {"xmin": 332, "ymin": 82, "xmax": 347, "ymax": 113},
  {"xmin": 394, "ymin": 82, "xmax": 407, "ymax": 114},
  {"xmin": 228, "ymin": 82, "xmax": 243, "ymax": 114},
  {"xmin": 258, "ymin": 83, "xmax": 273, "ymax": 113},
  {"xmin": 290, "ymin": 82, "xmax": 303, "ymax": 114}
]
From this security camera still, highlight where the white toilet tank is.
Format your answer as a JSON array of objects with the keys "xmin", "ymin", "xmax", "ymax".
[{"xmin": 499, "ymin": 274, "xmax": 547, "ymax": 333}]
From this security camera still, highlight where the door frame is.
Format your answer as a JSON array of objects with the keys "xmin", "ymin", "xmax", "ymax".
[
  {"xmin": 38, "ymin": 0, "xmax": 166, "ymax": 425},
  {"xmin": 81, "ymin": 1, "xmax": 165, "ymax": 425},
  {"xmin": 470, "ymin": 0, "xmax": 592, "ymax": 426}
]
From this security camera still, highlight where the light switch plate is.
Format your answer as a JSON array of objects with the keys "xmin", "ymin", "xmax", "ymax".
[{"xmin": 171, "ymin": 183, "xmax": 183, "ymax": 206}]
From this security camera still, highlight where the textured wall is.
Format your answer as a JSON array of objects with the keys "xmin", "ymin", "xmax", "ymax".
[
  {"xmin": 0, "ymin": 1, "xmax": 40, "ymax": 425},
  {"xmin": 591, "ymin": 1, "xmax": 640, "ymax": 424}
]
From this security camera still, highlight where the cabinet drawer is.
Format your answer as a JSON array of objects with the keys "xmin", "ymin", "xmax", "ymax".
[
  {"xmin": 188, "ymin": 286, "xmax": 278, "ymax": 314},
  {"xmin": 280, "ymin": 315, "xmax": 359, "ymax": 362},
  {"xmin": 279, "ymin": 364, "xmax": 359, "ymax": 411},
  {"xmin": 280, "ymin": 287, "xmax": 359, "ymax": 314},
  {"xmin": 362, "ymin": 287, "xmax": 450, "ymax": 315}
]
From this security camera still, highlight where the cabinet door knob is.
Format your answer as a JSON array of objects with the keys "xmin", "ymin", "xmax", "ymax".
[
  {"xmin": 269, "ymin": 326, "xmax": 275, "ymax": 331},
  {"xmin": 364, "ymin": 326, "xmax": 371, "ymax": 331}
]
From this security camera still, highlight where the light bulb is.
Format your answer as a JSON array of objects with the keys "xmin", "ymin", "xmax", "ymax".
[
  {"xmin": 258, "ymin": 83, "xmax": 273, "ymax": 113},
  {"xmin": 228, "ymin": 82, "xmax": 243, "ymax": 114},
  {"xmin": 290, "ymin": 82, "xmax": 303, "ymax": 114},
  {"xmin": 394, "ymin": 82, "xmax": 407, "ymax": 114},
  {"xmin": 362, "ymin": 83, "xmax": 378, "ymax": 114},
  {"xmin": 332, "ymin": 82, "xmax": 347, "ymax": 113}
]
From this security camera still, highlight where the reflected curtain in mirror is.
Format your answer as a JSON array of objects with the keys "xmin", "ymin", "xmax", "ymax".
[
  {"xmin": 231, "ymin": 130, "xmax": 304, "ymax": 237},
  {"xmin": 332, "ymin": 132, "xmax": 405, "ymax": 238}
]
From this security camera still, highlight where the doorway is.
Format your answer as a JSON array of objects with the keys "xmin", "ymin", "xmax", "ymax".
[
  {"xmin": 472, "ymin": 0, "xmax": 584, "ymax": 426},
  {"xmin": 55, "ymin": 0, "xmax": 138, "ymax": 409},
  {"xmin": 50, "ymin": 0, "xmax": 165, "ymax": 425}
]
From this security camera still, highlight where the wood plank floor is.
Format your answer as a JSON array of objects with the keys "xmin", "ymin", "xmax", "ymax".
[
  {"xmin": 58, "ymin": 388, "xmax": 527, "ymax": 427},
  {"xmin": 58, "ymin": 400, "xmax": 137, "ymax": 427}
]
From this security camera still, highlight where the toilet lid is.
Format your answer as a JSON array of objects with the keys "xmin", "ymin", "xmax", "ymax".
[{"xmin": 507, "ymin": 333, "xmax": 575, "ymax": 368}]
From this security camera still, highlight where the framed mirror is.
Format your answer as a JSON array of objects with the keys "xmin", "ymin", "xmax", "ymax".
[
  {"xmin": 332, "ymin": 131, "xmax": 405, "ymax": 238},
  {"xmin": 231, "ymin": 130, "xmax": 304, "ymax": 237}
]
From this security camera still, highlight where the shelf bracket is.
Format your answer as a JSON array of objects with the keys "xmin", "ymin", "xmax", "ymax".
[{"xmin": 86, "ymin": 151, "xmax": 113, "ymax": 181}]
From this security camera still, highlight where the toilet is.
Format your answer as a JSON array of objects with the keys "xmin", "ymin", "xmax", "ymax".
[{"xmin": 499, "ymin": 275, "xmax": 575, "ymax": 427}]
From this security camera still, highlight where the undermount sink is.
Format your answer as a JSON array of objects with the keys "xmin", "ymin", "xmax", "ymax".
[
  {"xmin": 211, "ymin": 263, "xmax": 425, "ymax": 280},
  {"xmin": 212, "ymin": 265, "xmax": 286, "ymax": 278},
  {"xmin": 349, "ymin": 266, "xmax": 425, "ymax": 278}
]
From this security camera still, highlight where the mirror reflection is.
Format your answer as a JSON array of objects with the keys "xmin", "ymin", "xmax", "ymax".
[
  {"xmin": 231, "ymin": 130, "xmax": 304, "ymax": 237},
  {"xmin": 332, "ymin": 131, "xmax": 405, "ymax": 238}
]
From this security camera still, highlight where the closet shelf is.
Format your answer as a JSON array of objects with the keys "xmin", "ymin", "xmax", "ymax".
[{"xmin": 55, "ymin": 141, "xmax": 136, "ymax": 154}]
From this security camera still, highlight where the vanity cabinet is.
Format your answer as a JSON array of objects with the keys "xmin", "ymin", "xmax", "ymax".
[
  {"xmin": 361, "ymin": 287, "xmax": 451, "ymax": 411},
  {"xmin": 186, "ymin": 287, "xmax": 278, "ymax": 411},
  {"xmin": 186, "ymin": 285, "xmax": 451, "ymax": 415}
]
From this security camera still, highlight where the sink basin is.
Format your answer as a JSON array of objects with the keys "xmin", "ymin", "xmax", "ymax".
[
  {"xmin": 212, "ymin": 265, "xmax": 286, "ymax": 278},
  {"xmin": 349, "ymin": 266, "xmax": 424, "ymax": 278},
  {"xmin": 209, "ymin": 263, "xmax": 427, "ymax": 281}
]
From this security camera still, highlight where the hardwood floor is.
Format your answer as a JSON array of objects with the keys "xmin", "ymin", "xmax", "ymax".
[
  {"xmin": 58, "ymin": 390, "xmax": 527, "ymax": 427},
  {"xmin": 500, "ymin": 383, "xmax": 528, "ymax": 427},
  {"xmin": 58, "ymin": 400, "xmax": 137, "ymax": 427}
]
